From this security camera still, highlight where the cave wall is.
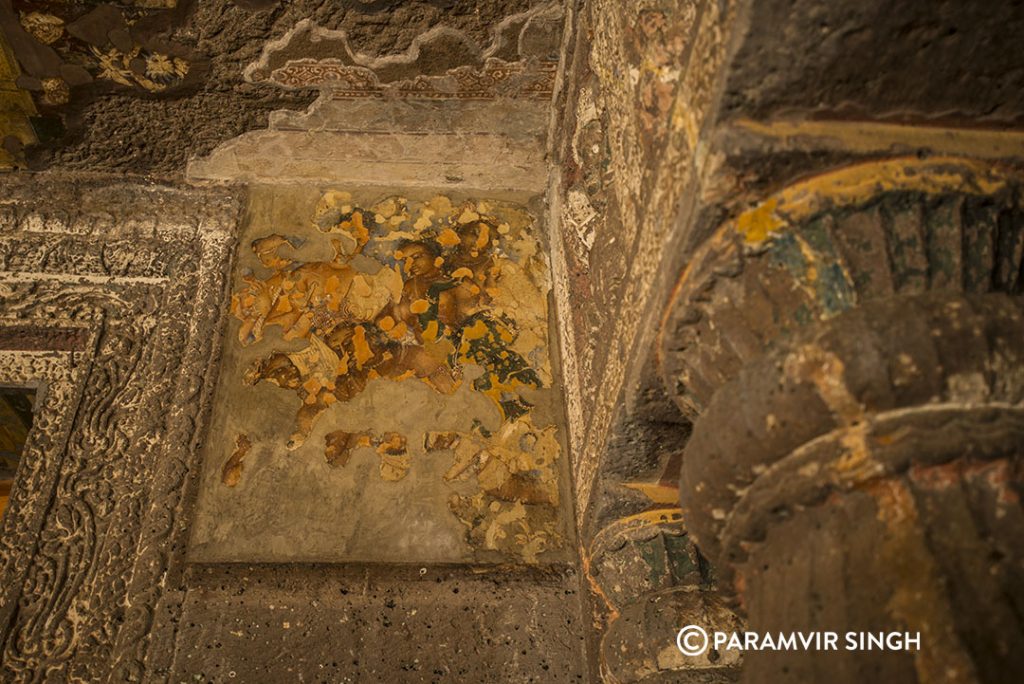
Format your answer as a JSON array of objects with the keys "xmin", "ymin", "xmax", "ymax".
[
  {"xmin": 4, "ymin": 0, "xmax": 1024, "ymax": 681},
  {"xmin": 0, "ymin": 2, "xmax": 591, "ymax": 682},
  {"xmin": 549, "ymin": 0, "xmax": 1024, "ymax": 681}
]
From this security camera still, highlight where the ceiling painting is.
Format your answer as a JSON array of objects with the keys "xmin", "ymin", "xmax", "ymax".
[{"xmin": 191, "ymin": 187, "xmax": 571, "ymax": 565}]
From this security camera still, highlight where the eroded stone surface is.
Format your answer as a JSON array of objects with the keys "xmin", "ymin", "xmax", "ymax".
[
  {"xmin": 169, "ymin": 564, "xmax": 587, "ymax": 683},
  {"xmin": 719, "ymin": 0, "xmax": 1024, "ymax": 123},
  {"xmin": 1, "ymin": 0, "xmax": 553, "ymax": 174}
]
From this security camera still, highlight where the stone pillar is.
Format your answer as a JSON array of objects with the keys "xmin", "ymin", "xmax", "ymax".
[{"xmin": 660, "ymin": 158, "xmax": 1024, "ymax": 683}]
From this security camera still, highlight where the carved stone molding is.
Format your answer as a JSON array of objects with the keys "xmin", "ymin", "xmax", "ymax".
[
  {"xmin": 683, "ymin": 292, "xmax": 1024, "ymax": 571},
  {"xmin": 0, "ymin": 343, "xmax": 90, "ymax": 633},
  {"xmin": 0, "ymin": 177, "xmax": 239, "ymax": 682},
  {"xmin": 244, "ymin": 4, "xmax": 562, "ymax": 100},
  {"xmin": 586, "ymin": 508, "xmax": 743, "ymax": 682},
  {"xmin": 267, "ymin": 57, "xmax": 558, "ymax": 100}
]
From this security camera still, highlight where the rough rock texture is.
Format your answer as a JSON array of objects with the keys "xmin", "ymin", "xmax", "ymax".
[
  {"xmin": 10, "ymin": 0, "xmax": 550, "ymax": 175},
  {"xmin": 680, "ymin": 292, "xmax": 1024, "ymax": 684},
  {"xmin": 719, "ymin": 0, "xmax": 1024, "ymax": 123},
  {"xmin": 550, "ymin": 0, "xmax": 738, "ymax": 523},
  {"xmin": 169, "ymin": 564, "xmax": 586, "ymax": 683}
]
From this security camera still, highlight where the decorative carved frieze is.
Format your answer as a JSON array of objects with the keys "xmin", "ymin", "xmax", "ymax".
[
  {"xmin": 0, "ymin": 177, "xmax": 239, "ymax": 682},
  {"xmin": 244, "ymin": 5, "xmax": 562, "ymax": 101},
  {"xmin": 265, "ymin": 58, "xmax": 558, "ymax": 100}
]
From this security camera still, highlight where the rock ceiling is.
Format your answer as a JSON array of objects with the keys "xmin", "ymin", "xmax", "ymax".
[{"xmin": 0, "ymin": 0, "xmax": 559, "ymax": 174}]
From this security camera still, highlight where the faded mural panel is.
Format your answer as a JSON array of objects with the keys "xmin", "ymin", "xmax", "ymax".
[{"xmin": 191, "ymin": 187, "xmax": 571, "ymax": 564}]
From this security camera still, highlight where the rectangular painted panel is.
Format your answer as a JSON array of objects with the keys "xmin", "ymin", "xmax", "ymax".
[{"xmin": 190, "ymin": 186, "xmax": 572, "ymax": 563}]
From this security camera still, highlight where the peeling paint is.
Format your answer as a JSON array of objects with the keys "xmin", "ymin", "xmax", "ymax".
[{"xmin": 192, "ymin": 188, "xmax": 570, "ymax": 564}]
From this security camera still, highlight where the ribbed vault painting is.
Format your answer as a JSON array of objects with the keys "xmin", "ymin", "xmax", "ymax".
[{"xmin": 191, "ymin": 187, "xmax": 571, "ymax": 563}]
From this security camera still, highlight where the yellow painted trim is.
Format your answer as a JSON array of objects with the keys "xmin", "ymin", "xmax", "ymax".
[
  {"xmin": 622, "ymin": 482, "xmax": 680, "ymax": 505},
  {"xmin": 657, "ymin": 155, "xmax": 1024, "ymax": 389},
  {"xmin": 588, "ymin": 507, "xmax": 685, "ymax": 557},
  {"xmin": 733, "ymin": 118, "xmax": 1024, "ymax": 161},
  {"xmin": 733, "ymin": 156, "xmax": 1014, "ymax": 244},
  {"xmin": 584, "ymin": 507, "xmax": 686, "ymax": 616}
]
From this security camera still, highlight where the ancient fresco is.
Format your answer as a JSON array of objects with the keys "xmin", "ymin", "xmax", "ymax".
[
  {"xmin": 191, "ymin": 188, "xmax": 570, "ymax": 564},
  {"xmin": 5, "ymin": 1, "xmax": 193, "ymax": 105}
]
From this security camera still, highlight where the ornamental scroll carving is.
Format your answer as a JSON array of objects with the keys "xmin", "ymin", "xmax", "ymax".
[{"xmin": 0, "ymin": 178, "xmax": 239, "ymax": 682}]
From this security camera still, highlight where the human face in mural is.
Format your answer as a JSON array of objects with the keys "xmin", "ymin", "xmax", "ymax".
[
  {"xmin": 458, "ymin": 221, "xmax": 491, "ymax": 257},
  {"xmin": 343, "ymin": 222, "xmax": 369, "ymax": 255},
  {"xmin": 401, "ymin": 242, "xmax": 441, "ymax": 278}
]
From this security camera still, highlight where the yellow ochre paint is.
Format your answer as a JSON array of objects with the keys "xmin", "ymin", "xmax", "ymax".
[{"xmin": 731, "ymin": 157, "xmax": 1017, "ymax": 245}]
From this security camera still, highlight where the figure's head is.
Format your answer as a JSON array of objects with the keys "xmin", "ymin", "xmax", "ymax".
[
  {"xmin": 245, "ymin": 353, "xmax": 301, "ymax": 390},
  {"xmin": 314, "ymin": 192, "xmax": 370, "ymax": 256},
  {"xmin": 336, "ymin": 213, "xmax": 370, "ymax": 255},
  {"xmin": 397, "ymin": 240, "xmax": 441, "ymax": 277},
  {"xmin": 458, "ymin": 220, "xmax": 494, "ymax": 255}
]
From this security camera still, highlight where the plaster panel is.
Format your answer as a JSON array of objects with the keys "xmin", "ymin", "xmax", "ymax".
[
  {"xmin": 187, "ymin": 129, "xmax": 547, "ymax": 191},
  {"xmin": 191, "ymin": 185, "xmax": 572, "ymax": 564}
]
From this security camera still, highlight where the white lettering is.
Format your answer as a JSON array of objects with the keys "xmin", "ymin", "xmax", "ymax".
[
  {"xmin": 696, "ymin": 630, "xmax": 922, "ymax": 654},
  {"xmin": 776, "ymin": 633, "xmax": 796, "ymax": 650}
]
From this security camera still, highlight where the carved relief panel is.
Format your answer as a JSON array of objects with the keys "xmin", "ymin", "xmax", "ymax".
[{"xmin": 0, "ymin": 178, "xmax": 238, "ymax": 681}]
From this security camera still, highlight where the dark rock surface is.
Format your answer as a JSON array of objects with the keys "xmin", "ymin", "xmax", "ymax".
[
  {"xmin": 168, "ymin": 564, "xmax": 587, "ymax": 683},
  {"xmin": 6, "ymin": 0, "xmax": 545, "ymax": 175},
  {"xmin": 720, "ymin": 0, "xmax": 1024, "ymax": 123}
]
